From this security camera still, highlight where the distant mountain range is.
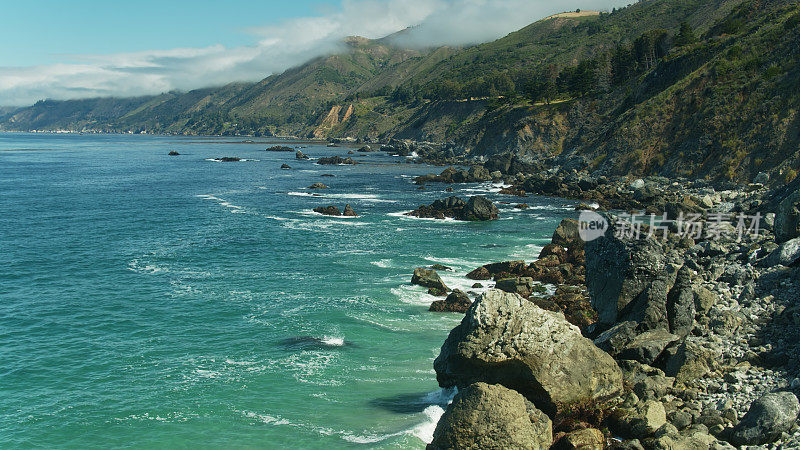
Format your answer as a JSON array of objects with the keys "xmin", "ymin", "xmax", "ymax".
[{"xmin": 2, "ymin": 0, "xmax": 799, "ymax": 184}]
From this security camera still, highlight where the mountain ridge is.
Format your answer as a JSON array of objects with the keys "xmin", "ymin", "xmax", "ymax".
[{"xmin": 2, "ymin": 0, "xmax": 799, "ymax": 185}]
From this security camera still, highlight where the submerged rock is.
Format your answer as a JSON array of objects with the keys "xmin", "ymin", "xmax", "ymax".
[
  {"xmin": 428, "ymin": 382, "xmax": 552, "ymax": 450},
  {"xmin": 434, "ymin": 290, "xmax": 623, "ymax": 417},
  {"xmin": 280, "ymin": 163, "xmax": 292, "ymax": 169},
  {"xmin": 317, "ymin": 155, "xmax": 357, "ymax": 165},
  {"xmin": 265, "ymin": 145, "xmax": 293, "ymax": 152},
  {"xmin": 308, "ymin": 183, "xmax": 329, "ymax": 189},
  {"xmin": 214, "ymin": 156, "xmax": 241, "ymax": 162},
  {"xmin": 168, "ymin": 150, "xmax": 180, "ymax": 156}
]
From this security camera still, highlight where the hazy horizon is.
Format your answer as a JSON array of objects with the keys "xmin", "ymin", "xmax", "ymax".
[{"xmin": 0, "ymin": 0, "xmax": 632, "ymax": 107}]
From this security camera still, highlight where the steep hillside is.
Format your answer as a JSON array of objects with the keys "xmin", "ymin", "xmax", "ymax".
[{"xmin": 2, "ymin": 0, "xmax": 798, "ymax": 184}]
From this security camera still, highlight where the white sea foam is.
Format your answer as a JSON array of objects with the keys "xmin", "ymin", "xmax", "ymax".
[
  {"xmin": 370, "ymin": 259, "xmax": 393, "ymax": 268},
  {"xmin": 391, "ymin": 285, "xmax": 435, "ymax": 306},
  {"xmin": 196, "ymin": 194, "xmax": 245, "ymax": 213},
  {"xmin": 411, "ymin": 405, "xmax": 446, "ymax": 443},
  {"xmin": 320, "ymin": 337, "xmax": 345, "ymax": 347},
  {"xmin": 387, "ymin": 211, "xmax": 458, "ymax": 222},
  {"xmin": 287, "ymin": 191, "xmax": 323, "ymax": 197}
]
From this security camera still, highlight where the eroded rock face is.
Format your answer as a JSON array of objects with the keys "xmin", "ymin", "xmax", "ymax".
[
  {"xmin": 433, "ymin": 290, "xmax": 623, "ymax": 417},
  {"xmin": 776, "ymin": 187, "xmax": 800, "ymax": 242},
  {"xmin": 427, "ymin": 382, "xmax": 552, "ymax": 450},
  {"xmin": 586, "ymin": 232, "xmax": 693, "ymax": 332},
  {"xmin": 730, "ymin": 391, "xmax": 800, "ymax": 446}
]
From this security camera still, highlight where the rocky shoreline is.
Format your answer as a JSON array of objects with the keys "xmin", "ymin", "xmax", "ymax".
[{"xmin": 414, "ymin": 169, "xmax": 800, "ymax": 449}]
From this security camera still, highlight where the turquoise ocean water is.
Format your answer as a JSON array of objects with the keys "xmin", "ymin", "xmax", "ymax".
[{"xmin": 0, "ymin": 133, "xmax": 574, "ymax": 448}]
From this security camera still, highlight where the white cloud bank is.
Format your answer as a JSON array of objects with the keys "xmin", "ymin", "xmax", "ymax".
[{"xmin": 0, "ymin": 0, "xmax": 631, "ymax": 106}]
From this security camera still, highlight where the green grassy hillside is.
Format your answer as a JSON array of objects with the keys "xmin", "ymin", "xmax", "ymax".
[{"xmin": 2, "ymin": 0, "xmax": 798, "ymax": 184}]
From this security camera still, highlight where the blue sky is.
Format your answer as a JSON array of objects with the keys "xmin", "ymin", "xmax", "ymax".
[
  {"xmin": 0, "ymin": 0, "xmax": 340, "ymax": 66},
  {"xmin": 0, "ymin": 0, "xmax": 631, "ymax": 106}
]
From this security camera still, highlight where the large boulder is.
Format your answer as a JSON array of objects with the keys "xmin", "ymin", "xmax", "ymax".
[
  {"xmin": 664, "ymin": 337, "xmax": 720, "ymax": 383},
  {"xmin": 766, "ymin": 237, "xmax": 800, "ymax": 266},
  {"xmin": 553, "ymin": 428, "xmax": 605, "ymax": 449},
  {"xmin": 411, "ymin": 268, "xmax": 449, "ymax": 292},
  {"xmin": 586, "ymin": 233, "xmax": 680, "ymax": 329},
  {"xmin": 495, "ymin": 277, "xmax": 534, "ymax": 298},
  {"xmin": 434, "ymin": 290, "xmax": 623, "ymax": 417},
  {"xmin": 775, "ymin": 187, "xmax": 800, "ymax": 242},
  {"xmin": 427, "ymin": 382, "xmax": 553, "ymax": 450},
  {"xmin": 730, "ymin": 391, "xmax": 800, "ymax": 446},
  {"xmin": 407, "ymin": 196, "xmax": 498, "ymax": 221},
  {"xmin": 457, "ymin": 196, "xmax": 499, "ymax": 221},
  {"xmin": 552, "ymin": 219, "xmax": 584, "ymax": 250},
  {"xmin": 429, "ymin": 289, "xmax": 472, "ymax": 313}
]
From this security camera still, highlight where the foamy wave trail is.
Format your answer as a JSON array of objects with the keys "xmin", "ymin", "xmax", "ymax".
[
  {"xmin": 370, "ymin": 259, "xmax": 393, "ymax": 268},
  {"xmin": 387, "ymin": 211, "xmax": 458, "ymax": 222},
  {"xmin": 196, "ymin": 194, "xmax": 245, "ymax": 213}
]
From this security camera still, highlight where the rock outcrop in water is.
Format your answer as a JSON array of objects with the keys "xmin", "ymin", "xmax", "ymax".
[
  {"xmin": 427, "ymin": 382, "xmax": 553, "ymax": 450},
  {"xmin": 429, "ymin": 289, "xmax": 471, "ymax": 313},
  {"xmin": 265, "ymin": 145, "xmax": 293, "ymax": 152},
  {"xmin": 313, "ymin": 205, "xmax": 341, "ymax": 216},
  {"xmin": 413, "ymin": 166, "xmax": 492, "ymax": 185},
  {"xmin": 317, "ymin": 156, "xmax": 357, "ymax": 165},
  {"xmin": 434, "ymin": 289, "xmax": 623, "ymax": 417},
  {"xmin": 411, "ymin": 268, "xmax": 449, "ymax": 296},
  {"xmin": 406, "ymin": 196, "xmax": 499, "ymax": 221}
]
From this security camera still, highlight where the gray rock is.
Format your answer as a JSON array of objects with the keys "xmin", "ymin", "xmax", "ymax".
[
  {"xmin": 667, "ymin": 266, "xmax": 695, "ymax": 337},
  {"xmin": 411, "ymin": 268, "xmax": 449, "ymax": 292},
  {"xmin": 429, "ymin": 289, "xmax": 472, "ymax": 313},
  {"xmin": 495, "ymin": 277, "xmax": 534, "ymax": 298},
  {"xmin": 730, "ymin": 391, "xmax": 800, "ymax": 445},
  {"xmin": 754, "ymin": 172, "xmax": 770, "ymax": 184},
  {"xmin": 693, "ymin": 286, "xmax": 718, "ymax": 315},
  {"xmin": 457, "ymin": 196, "xmax": 499, "ymax": 221},
  {"xmin": 586, "ymin": 234, "xmax": 676, "ymax": 329},
  {"xmin": 427, "ymin": 382, "xmax": 552, "ymax": 450},
  {"xmin": 555, "ymin": 427, "xmax": 605, "ymax": 449},
  {"xmin": 665, "ymin": 337, "xmax": 720, "ymax": 383},
  {"xmin": 630, "ymin": 179, "xmax": 646, "ymax": 190},
  {"xmin": 434, "ymin": 290, "xmax": 623, "ymax": 417},
  {"xmin": 595, "ymin": 321, "xmax": 638, "ymax": 356},
  {"xmin": 552, "ymin": 218, "xmax": 584, "ymax": 250},
  {"xmin": 342, "ymin": 204, "xmax": 357, "ymax": 217},
  {"xmin": 776, "ymin": 187, "xmax": 800, "ymax": 242},
  {"xmin": 766, "ymin": 237, "xmax": 800, "ymax": 266},
  {"xmin": 618, "ymin": 329, "xmax": 680, "ymax": 365},
  {"xmin": 611, "ymin": 400, "xmax": 667, "ymax": 439}
]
